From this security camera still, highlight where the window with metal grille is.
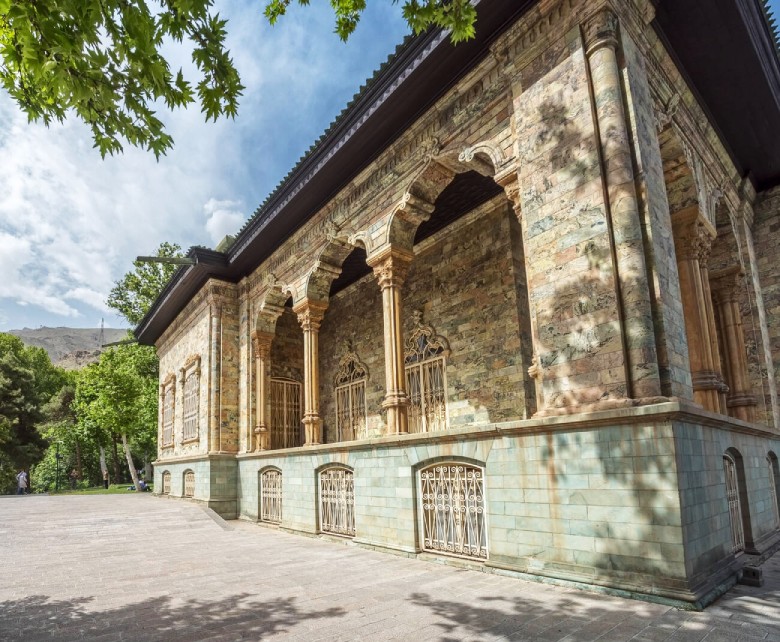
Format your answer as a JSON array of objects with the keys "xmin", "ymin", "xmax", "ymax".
[
  {"xmin": 182, "ymin": 368, "xmax": 200, "ymax": 441},
  {"xmin": 768, "ymin": 454, "xmax": 780, "ymax": 529},
  {"xmin": 270, "ymin": 378, "xmax": 302, "ymax": 449},
  {"xmin": 184, "ymin": 470, "xmax": 195, "ymax": 498},
  {"xmin": 162, "ymin": 383, "xmax": 175, "ymax": 447},
  {"xmin": 260, "ymin": 469, "xmax": 282, "ymax": 524},
  {"xmin": 162, "ymin": 471, "xmax": 171, "ymax": 495},
  {"xmin": 334, "ymin": 347, "xmax": 368, "ymax": 441},
  {"xmin": 724, "ymin": 454, "xmax": 745, "ymax": 554},
  {"xmin": 319, "ymin": 467, "xmax": 355, "ymax": 537},
  {"xmin": 419, "ymin": 463, "xmax": 488, "ymax": 560},
  {"xmin": 404, "ymin": 311, "xmax": 449, "ymax": 434}
]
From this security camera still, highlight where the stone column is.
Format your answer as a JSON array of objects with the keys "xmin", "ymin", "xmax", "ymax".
[
  {"xmin": 367, "ymin": 246, "xmax": 414, "ymax": 435},
  {"xmin": 252, "ymin": 331, "xmax": 274, "ymax": 451},
  {"xmin": 672, "ymin": 208, "xmax": 722, "ymax": 412},
  {"xmin": 293, "ymin": 299, "xmax": 327, "ymax": 445},
  {"xmin": 208, "ymin": 299, "xmax": 222, "ymax": 453},
  {"xmin": 711, "ymin": 267, "xmax": 757, "ymax": 422},
  {"xmin": 582, "ymin": 8, "xmax": 661, "ymax": 401}
]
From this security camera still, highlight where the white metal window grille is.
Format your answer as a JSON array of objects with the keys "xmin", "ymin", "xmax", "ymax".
[
  {"xmin": 419, "ymin": 463, "xmax": 488, "ymax": 560},
  {"xmin": 162, "ymin": 385, "xmax": 174, "ymax": 446},
  {"xmin": 404, "ymin": 312, "xmax": 449, "ymax": 434},
  {"xmin": 334, "ymin": 348, "xmax": 368, "ymax": 441},
  {"xmin": 768, "ymin": 456, "xmax": 780, "ymax": 529},
  {"xmin": 182, "ymin": 370, "xmax": 199, "ymax": 441},
  {"xmin": 162, "ymin": 472, "xmax": 171, "ymax": 495},
  {"xmin": 270, "ymin": 378, "xmax": 302, "ymax": 449},
  {"xmin": 724, "ymin": 455, "xmax": 745, "ymax": 554},
  {"xmin": 260, "ymin": 469, "xmax": 282, "ymax": 524},
  {"xmin": 184, "ymin": 471, "xmax": 195, "ymax": 498},
  {"xmin": 319, "ymin": 468, "xmax": 355, "ymax": 537}
]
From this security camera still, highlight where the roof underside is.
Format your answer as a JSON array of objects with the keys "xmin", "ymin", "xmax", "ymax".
[{"xmin": 135, "ymin": 0, "xmax": 780, "ymax": 346}]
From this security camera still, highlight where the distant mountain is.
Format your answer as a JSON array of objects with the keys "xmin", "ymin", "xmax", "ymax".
[{"xmin": 7, "ymin": 327, "xmax": 131, "ymax": 369}]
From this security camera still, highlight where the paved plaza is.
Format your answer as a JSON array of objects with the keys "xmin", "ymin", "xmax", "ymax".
[{"xmin": 1, "ymin": 495, "xmax": 778, "ymax": 641}]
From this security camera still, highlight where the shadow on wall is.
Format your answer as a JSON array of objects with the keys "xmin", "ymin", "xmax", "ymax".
[{"xmin": 0, "ymin": 593, "xmax": 344, "ymax": 640}]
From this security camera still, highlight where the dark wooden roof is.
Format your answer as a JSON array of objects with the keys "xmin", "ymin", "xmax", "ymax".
[{"xmin": 136, "ymin": 0, "xmax": 780, "ymax": 345}]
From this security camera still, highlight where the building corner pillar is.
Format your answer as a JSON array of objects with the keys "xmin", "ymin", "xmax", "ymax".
[
  {"xmin": 293, "ymin": 299, "xmax": 327, "ymax": 445},
  {"xmin": 582, "ymin": 7, "xmax": 662, "ymax": 401},
  {"xmin": 367, "ymin": 246, "xmax": 414, "ymax": 435}
]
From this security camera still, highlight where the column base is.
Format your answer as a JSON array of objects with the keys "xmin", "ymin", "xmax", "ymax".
[
  {"xmin": 302, "ymin": 416, "xmax": 322, "ymax": 446},
  {"xmin": 382, "ymin": 394, "xmax": 410, "ymax": 435},
  {"xmin": 254, "ymin": 426, "xmax": 269, "ymax": 452}
]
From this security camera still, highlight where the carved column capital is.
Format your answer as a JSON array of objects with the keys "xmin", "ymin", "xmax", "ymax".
[
  {"xmin": 583, "ymin": 8, "xmax": 619, "ymax": 55},
  {"xmin": 251, "ymin": 331, "xmax": 274, "ymax": 360},
  {"xmin": 672, "ymin": 208, "xmax": 716, "ymax": 263},
  {"xmin": 367, "ymin": 246, "xmax": 414, "ymax": 290},
  {"xmin": 293, "ymin": 299, "xmax": 327, "ymax": 333}
]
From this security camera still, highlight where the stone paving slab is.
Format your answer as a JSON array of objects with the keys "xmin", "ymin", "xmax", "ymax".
[{"xmin": 0, "ymin": 495, "xmax": 778, "ymax": 641}]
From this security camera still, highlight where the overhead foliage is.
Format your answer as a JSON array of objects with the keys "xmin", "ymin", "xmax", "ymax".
[
  {"xmin": 0, "ymin": 0, "xmax": 244, "ymax": 158},
  {"xmin": 264, "ymin": 0, "xmax": 477, "ymax": 43},
  {"xmin": 107, "ymin": 241, "xmax": 184, "ymax": 327},
  {"xmin": 1, "ymin": 0, "xmax": 477, "ymax": 157}
]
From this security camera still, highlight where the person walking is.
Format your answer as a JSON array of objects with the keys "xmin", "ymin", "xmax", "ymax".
[
  {"xmin": 16, "ymin": 470, "xmax": 28, "ymax": 495},
  {"xmin": 103, "ymin": 470, "xmax": 109, "ymax": 490}
]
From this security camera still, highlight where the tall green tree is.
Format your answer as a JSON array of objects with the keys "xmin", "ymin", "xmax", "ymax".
[
  {"xmin": 1, "ymin": 1, "xmax": 476, "ymax": 157},
  {"xmin": 74, "ymin": 343, "xmax": 158, "ymax": 492},
  {"xmin": 0, "ymin": 332, "xmax": 66, "ymax": 492},
  {"xmin": 107, "ymin": 241, "xmax": 183, "ymax": 327}
]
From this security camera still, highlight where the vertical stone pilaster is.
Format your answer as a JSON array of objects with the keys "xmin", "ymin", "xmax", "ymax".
[
  {"xmin": 293, "ymin": 299, "xmax": 327, "ymax": 445},
  {"xmin": 207, "ymin": 298, "xmax": 222, "ymax": 453},
  {"xmin": 711, "ymin": 267, "xmax": 757, "ymax": 422},
  {"xmin": 583, "ymin": 8, "xmax": 661, "ymax": 401},
  {"xmin": 252, "ymin": 331, "xmax": 274, "ymax": 451},
  {"xmin": 672, "ymin": 208, "xmax": 723, "ymax": 412},
  {"xmin": 367, "ymin": 246, "xmax": 414, "ymax": 435}
]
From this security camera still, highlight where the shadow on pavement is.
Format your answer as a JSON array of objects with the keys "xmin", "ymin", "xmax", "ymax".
[{"xmin": 0, "ymin": 593, "xmax": 344, "ymax": 641}]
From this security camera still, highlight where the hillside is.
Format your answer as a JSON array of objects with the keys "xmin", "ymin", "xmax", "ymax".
[{"xmin": 7, "ymin": 327, "xmax": 131, "ymax": 369}]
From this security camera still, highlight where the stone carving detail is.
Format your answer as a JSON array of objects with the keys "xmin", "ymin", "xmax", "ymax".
[
  {"xmin": 583, "ymin": 7, "xmax": 619, "ymax": 54},
  {"xmin": 681, "ymin": 140, "xmax": 724, "ymax": 227},
  {"xmin": 404, "ymin": 310, "xmax": 451, "ymax": 363},
  {"xmin": 653, "ymin": 93, "xmax": 680, "ymax": 132},
  {"xmin": 334, "ymin": 341, "xmax": 369, "ymax": 385}
]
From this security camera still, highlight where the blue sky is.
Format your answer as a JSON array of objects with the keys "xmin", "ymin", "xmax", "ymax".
[{"xmin": 0, "ymin": 2, "xmax": 779, "ymax": 332}]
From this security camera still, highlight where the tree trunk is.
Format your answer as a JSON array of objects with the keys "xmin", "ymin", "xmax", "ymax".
[
  {"xmin": 99, "ymin": 446, "xmax": 108, "ymax": 477},
  {"xmin": 143, "ymin": 455, "xmax": 151, "ymax": 482},
  {"xmin": 75, "ymin": 439, "xmax": 83, "ymax": 480},
  {"xmin": 111, "ymin": 434, "xmax": 122, "ymax": 483},
  {"xmin": 121, "ymin": 433, "xmax": 141, "ymax": 492}
]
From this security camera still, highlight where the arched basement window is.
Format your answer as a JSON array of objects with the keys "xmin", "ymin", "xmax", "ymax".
[
  {"xmin": 260, "ymin": 468, "xmax": 282, "ymax": 524},
  {"xmin": 334, "ymin": 344, "xmax": 368, "ymax": 441},
  {"xmin": 318, "ymin": 467, "xmax": 355, "ymax": 537},
  {"xmin": 723, "ymin": 453, "xmax": 745, "ymax": 554},
  {"xmin": 183, "ymin": 470, "xmax": 195, "ymax": 498},
  {"xmin": 161, "ymin": 471, "xmax": 171, "ymax": 495},
  {"xmin": 404, "ymin": 310, "xmax": 450, "ymax": 434},
  {"xmin": 419, "ymin": 462, "xmax": 488, "ymax": 560},
  {"xmin": 270, "ymin": 378, "xmax": 302, "ymax": 448}
]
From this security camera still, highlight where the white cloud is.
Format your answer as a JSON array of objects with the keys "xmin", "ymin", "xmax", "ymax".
[{"xmin": 204, "ymin": 198, "xmax": 246, "ymax": 245}]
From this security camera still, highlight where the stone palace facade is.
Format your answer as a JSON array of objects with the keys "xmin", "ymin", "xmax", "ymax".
[{"xmin": 137, "ymin": 0, "xmax": 780, "ymax": 607}]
